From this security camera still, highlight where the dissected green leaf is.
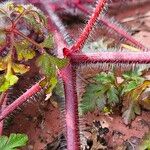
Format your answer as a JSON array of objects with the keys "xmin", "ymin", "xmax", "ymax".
[
  {"xmin": 80, "ymin": 72, "xmax": 120, "ymax": 115},
  {"xmin": 54, "ymin": 82, "xmax": 64, "ymax": 97},
  {"xmin": 121, "ymin": 68, "xmax": 145, "ymax": 96},
  {"xmin": 15, "ymin": 40, "xmax": 36, "ymax": 61},
  {"xmin": 41, "ymin": 34, "xmax": 54, "ymax": 49},
  {"xmin": 0, "ymin": 133, "xmax": 28, "ymax": 150},
  {"xmin": 79, "ymin": 84, "xmax": 108, "ymax": 115},
  {"xmin": 107, "ymin": 85, "xmax": 119, "ymax": 104},
  {"xmin": 95, "ymin": 72, "xmax": 115, "ymax": 84},
  {"xmin": 23, "ymin": 5, "xmax": 47, "ymax": 32},
  {"xmin": 12, "ymin": 63, "xmax": 30, "ymax": 74},
  {"xmin": 122, "ymin": 68, "xmax": 143, "ymax": 80}
]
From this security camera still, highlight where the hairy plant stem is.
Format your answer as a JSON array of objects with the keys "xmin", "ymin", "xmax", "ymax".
[
  {"xmin": 39, "ymin": 0, "xmax": 74, "ymax": 47},
  {"xmin": 75, "ymin": 2, "xmax": 147, "ymax": 50},
  {"xmin": 0, "ymin": 82, "xmax": 42, "ymax": 122},
  {"xmin": 68, "ymin": 51, "xmax": 150, "ymax": 64},
  {"xmin": 71, "ymin": 0, "xmax": 107, "ymax": 53},
  {"xmin": 61, "ymin": 64, "xmax": 80, "ymax": 150},
  {"xmin": 0, "ymin": 92, "xmax": 7, "ymax": 135}
]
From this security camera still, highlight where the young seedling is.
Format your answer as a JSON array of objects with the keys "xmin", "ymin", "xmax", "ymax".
[{"xmin": 80, "ymin": 68, "xmax": 150, "ymax": 125}]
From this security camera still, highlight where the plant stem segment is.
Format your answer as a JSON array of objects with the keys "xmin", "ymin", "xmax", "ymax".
[
  {"xmin": 69, "ymin": 51, "xmax": 150, "ymax": 63},
  {"xmin": 0, "ymin": 83, "xmax": 41, "ymax": 122},
  {"xmin": 75, "ymin": 1, "xmax": 147, "ymax": 50},
  {"xmin": 71, "ymin": 0, "xmax": 107, "ymax": 53},
  {"xmin": 61, "ymin": 65, "xmax": 80, "ymax": 150},
  {"xmin": 0, "ymin": 92, "xmax": 7, "ymax": 135}
]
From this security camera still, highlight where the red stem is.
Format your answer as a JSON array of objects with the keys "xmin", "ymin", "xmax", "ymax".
[
  {"xmin": 75, "ymin": 2, "xmax": 147, "ymax": 50},
  {"xmin": 100, "ymin": 17, "xmax": 147, "ymax": 50},
  {"xmin": 71, "ymin": 0, "xmax": 107, "ymax": 53},
  {"xmin": 0, "ymin": 93, "xmax": 7, "ymax": 135},
  {"xmin": 65, "ymin": 50, "xmax": 150, "ymax": 63},
  {"xmin": 60, "ymin": 64, "xmax": 80, "ymax": 150},
  {"xmin": 38, "ymin": 0, "xmax": 74, "ymax": 47},
  {"xmin": 0, "ymin": 83, "xmax": 41, "ymax": 122}
]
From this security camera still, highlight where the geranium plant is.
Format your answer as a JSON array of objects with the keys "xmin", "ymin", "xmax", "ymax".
[{"xmin": 0, "ymin": 0, "xmax": 149, "ymax": 149}]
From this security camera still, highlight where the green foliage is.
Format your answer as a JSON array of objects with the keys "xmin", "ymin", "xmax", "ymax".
[
  {"xmin": 12, "ymin": 63, "xmax": 30, "ymax": 74},
  {"xmin": 0, "ymin": 1, "xmax": 69, "ymax": 96},
  {"xmin": 14, "ymin": 40, "xmax": 36, "ymax": 61},
  {"xmin": 79, "ymin": 72, "xmax": 119, "ymax": 115},
  {"xmin": 80, "ymin": 68, "xmax": 150, "ymax": 124},
  {"xmin": 122, "ymin": 80, "xmax": 150, "ymax": 124},
  {"xmin": 0, "ymin": 133, "xmax": 28, "ymax": 150},
  {"xmin": 0, "ymin": 73, "xmax": 19, "ymax": 92},
  {"xmin": 42, "ymin": 34, "xmax": 54, "ymax": 49},
  {"xmin": 121, "ymin": 68, "xmax": 144, "ymax": 95},
  {"xmin": 37, "ymin": 53, "xmax": 68, "ymax": 95}
]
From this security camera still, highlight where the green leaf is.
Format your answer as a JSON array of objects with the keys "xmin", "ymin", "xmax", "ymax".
[
  {"xmin": 122, "ymin": 101, "xmax": 141, "ymax": 125},
  {"xmin": 37, "ymin": 53, "xmax": 55, "ymax": 77},
  {"xmin": 96, "ymin": 95, "xmax": 107, "ymax": 110},
  {"xmin": 95, "ymin": 72, "xmax": 115, "ymax": 84},
  {"xmin": 122, "ymin": 81, "xmax": 150, "ymax": 124},
  {"xmin": 48, "ymin": 55, "xmax": 69, "ymax": 69},
  {"xmin": 23, "ymin": 5, "xmax": 47, "ymax": 31},
  {"xmin": 12, "ymin": 63, "xmax": 30, "ymax": 74},
  {"xmin": 79, "ymin": 84, "xmax": 108, "ymax": 115},
  {"xmin": 79, "ymin": 72, "xmax": 120, "ymax": 115},
  {"xmin": 42, "ymin": 34, "xmax": 54, "ymax": 49},
  {"xmin": 6, "ymin": 74, "xmax": 18, "ymax": 86},
  {"xmin": 0, "ymin": 74, "xmax": 18, "ymax": 92},
  {"xmin": 54, "ymin": 82, "xmax": 64, "ymax": 97},
  {"xmin": 0, "ymin": 133, "xmax": 28, "ymax": 150},
  {"xmin": 122, "ymin": 68, "xmax": 144, "ymax": 81},
  {"xmin": 24, "ymin": 14, "xmax": 42, "ymax": 32},
  {"xmin": 107, "ymin": 85, "xmax": 119, "ymax": 104},
  {"xmin": 37, "ymin": 53, "xmax": 68, "ymax": 77},
  {"xmin": 45, "ymin": 76, "xmax": 58, "ymax": 95},
  {"xmin": 15, "ymin": 40, "xmax": 36, "ymax": 61},
  {"xmin": 121, "ymin": 80, "xmax": 143, "ymax": 95},
  {"xmin": 37, "ymin": 53, "xmax": 68, "ymax": 96}
]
